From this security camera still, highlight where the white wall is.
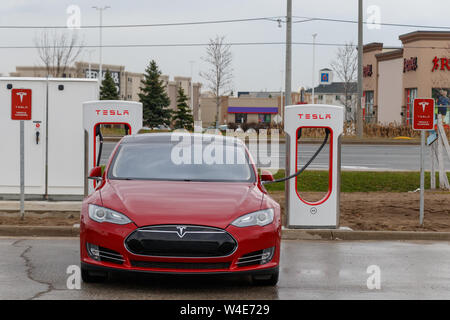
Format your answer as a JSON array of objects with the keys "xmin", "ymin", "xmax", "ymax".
[{"xmin": 378, "ymin": 58, "xmax": 403, "ymax": 125}]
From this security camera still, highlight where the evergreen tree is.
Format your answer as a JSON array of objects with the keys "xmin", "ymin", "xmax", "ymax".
[
  {"xmin": 172, "ymin": 87, "xmax": 194, "ymax": 131},
  {"xmin": 138, "ymin": 60, "xmax": 172, "ymax": 127},
  {"xmin": 100, "ymin": 70, "xmax": 119, "ymax": 100}
]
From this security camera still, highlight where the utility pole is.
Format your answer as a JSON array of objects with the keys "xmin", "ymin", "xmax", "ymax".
[
  {"xmin": 189, "ymin": 60, "xmax": 195, "ymax": 119},
  {"xmin": 285, "ymin": 0, "xmax": 292, "ymax": 107},
  {"xmin": 93, "ymin": 6, "xmax": 110, "ymax": 96},
  {"xmin": 280, "ymin": 70, "xmax": 284, "ymax": 121},
  {"xmin": 312, "ymin": 33, "xmax": 318, "ymax": 104},
  {"xmin": 357, "ymin": 0, "xmax": 364, "ymax": 137}
]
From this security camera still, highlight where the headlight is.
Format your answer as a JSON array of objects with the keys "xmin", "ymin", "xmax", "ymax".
[
  {"xmin": 231, "ymin": 208, "xmax": 274, "ymax": 227},
  {"xmin": 88, "ymin": 204, "xmax": 132, "ymax": 225}
]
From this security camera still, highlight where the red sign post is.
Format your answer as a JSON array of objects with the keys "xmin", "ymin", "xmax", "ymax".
[
  {"xmin": 11, "ymin": 88, "xmax": 32, "ymax": 220},
  {"xmin": 413, "ymin": 98, "xmax": 435, "ymax": 130},
  {"xmin": 412, "ymin": 97, "xmax": 435, "ymax": 227},
  {"xmin": 11, "ymin": 89, "xmax": 32, "ymax": 120}
]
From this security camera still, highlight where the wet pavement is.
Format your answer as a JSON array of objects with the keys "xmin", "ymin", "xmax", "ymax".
[{"xmin": 1, "ymin": 238, "xmax": 449, "ymax": 299}]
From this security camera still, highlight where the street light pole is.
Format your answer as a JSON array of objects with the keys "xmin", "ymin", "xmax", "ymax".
[
  {"xmin": 312, "ymin": 33, "xmax": 318, "ymax": 104},
  {"xmin": 285, "ymin": 0, "xmax": 292, "ymax": 107},
  {"xmin": 357, "ymin": 0, "xmax": 364, "ymax": 137},
  {"xmin": 93, "ymin": 6, "xmax": 110, "ymax": 96}
]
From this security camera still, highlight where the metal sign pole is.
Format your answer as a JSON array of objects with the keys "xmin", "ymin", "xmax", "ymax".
[
  {"xmin": 20, "ymin": 120, "xmax": 25, "ymax": 220},
  {"xmin": 419, "ymin": 130, "xmax": 425, "ymax": 226}
]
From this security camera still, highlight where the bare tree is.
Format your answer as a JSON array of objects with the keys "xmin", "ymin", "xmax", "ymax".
[
  {"xmin": 200, "ymin": 35, "xmax": 233, "ymax": 127},
  {"xmin": 34, "ymin": 30, "xmax": 84, "ymax": 77},
  {"xmin": 331, "ymin": 42, "xmax": 357, "ymax": 121}
]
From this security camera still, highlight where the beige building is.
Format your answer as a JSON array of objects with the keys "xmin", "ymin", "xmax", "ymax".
[
  {"xmin": 199, "ymin": 93, "xmax": 301, "ymax": 127},
  {"xmin": 10, "ymin": 62, "xmax": 202, "ymax": 116},
  {"xmin": 363, "ymin": 31, "xmax": 450, "ymax": 125}
]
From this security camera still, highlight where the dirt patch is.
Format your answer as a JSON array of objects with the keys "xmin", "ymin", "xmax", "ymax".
[
  {"xmin": 269, "ymin": 191, "xmax": 450, "ymax": 232},
  {"xmin": 0, "ymin": 212, "xmax": 79, "ymax": 226}
]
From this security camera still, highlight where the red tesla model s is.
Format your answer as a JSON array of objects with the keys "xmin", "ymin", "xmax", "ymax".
[{"xmin": 80, "ymin": 133, "xmax": 281, "ymax": 285}]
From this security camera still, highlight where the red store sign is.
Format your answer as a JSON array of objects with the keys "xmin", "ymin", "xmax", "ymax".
[
  {"xmin": 432, "ymin": 56, "xmax": 450, "ymax": 72},
  {"xmin": 363, "ymin": 65, "xmax": 373, "ymax": 77},
  {"xmin": 403, "ymin": 57, "xmax": 418, "ymax": 73}
]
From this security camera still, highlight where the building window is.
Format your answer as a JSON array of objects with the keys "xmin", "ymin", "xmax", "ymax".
[
  {"xmin": 405, "ymin": 88, "xmax": 417, "ymax": 125},
  {"xmin": 258, "ymin": 114, "xmax": 271, "ymax": 123},
  {"xmin": 432, "ymin": 88, "xmax": 450, "ymax": 124},
  {"xmin": 364, "ymin": 91, "xmax": 375, "ymax": 123},
  {"xmin": 235, "ymin": 113, "xmax": 247, "ymax": 124},
  {"xmin": 318, "ymin": 95, "xmax": 323, "ymax": 101},
  {"xmin": 336, "ymin": 95, "xmax": 341, "ymax": 101}
]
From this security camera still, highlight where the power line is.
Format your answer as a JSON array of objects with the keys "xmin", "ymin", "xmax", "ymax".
[
  {"xmin": 0, "ymin": 17, "xmax": 282, "ymax": 29},
  {"xmin": 293, "ymin": 16, "xmax": 450, "ymax": 30}
]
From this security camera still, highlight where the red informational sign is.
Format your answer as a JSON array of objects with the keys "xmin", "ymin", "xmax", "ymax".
[
  {"xmin": 11, "ymin": 89, "xmax": 32, "ymax": 120},
  {"xmin": 413, "ymin": 98, "xmax": 435, "ymax": 130}
]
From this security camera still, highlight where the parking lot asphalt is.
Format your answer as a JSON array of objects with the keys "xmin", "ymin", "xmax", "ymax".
[{"xmin": 1, "ymin": 238, "xmax": 449, "ymax": 300}]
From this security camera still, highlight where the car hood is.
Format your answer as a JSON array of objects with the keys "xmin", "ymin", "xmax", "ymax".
[{"xmin": 100, "ymin": 180, "xmax": 264, "ymax": 229}]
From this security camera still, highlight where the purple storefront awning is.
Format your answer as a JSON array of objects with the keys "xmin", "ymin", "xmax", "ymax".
[{"xmin": 227, "ymin": 106, "xmax": 278, "ymax": 114}]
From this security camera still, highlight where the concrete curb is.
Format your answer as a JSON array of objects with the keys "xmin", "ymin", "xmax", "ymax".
[
  {"xmin": 282, "ymin": 229, "xmax": 450, "ymax": 241},
  {"xmin": 1, "ymin": 225, "xmax": 450, "ymax": 240}
]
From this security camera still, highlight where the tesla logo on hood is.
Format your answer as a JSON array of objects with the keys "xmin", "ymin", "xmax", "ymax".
[{"xmin": 176, "ymin": 226, "xmax": 187, "ymax": 238}]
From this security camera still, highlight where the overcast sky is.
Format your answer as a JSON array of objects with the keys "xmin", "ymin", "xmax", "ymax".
[{"xmin": 0, "ymin": 0, "xmax": 448, "ymax": 93}]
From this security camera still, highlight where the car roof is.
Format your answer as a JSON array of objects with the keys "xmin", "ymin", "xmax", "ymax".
[{"xmin": 121, "ymin": 132, "xmax": 245, "ymax": 145}]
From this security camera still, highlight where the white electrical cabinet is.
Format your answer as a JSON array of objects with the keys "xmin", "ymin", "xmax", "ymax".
[{"xmin": 0, "ymin": 77, "xmax": 98, "ymax": 199}]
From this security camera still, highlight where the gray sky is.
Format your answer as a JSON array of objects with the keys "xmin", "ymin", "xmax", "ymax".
[{"xmin": 0, "ymin": 0, "xmax": 448, "ymax": 93}]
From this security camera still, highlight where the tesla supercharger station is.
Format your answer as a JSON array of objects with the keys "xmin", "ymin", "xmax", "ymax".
[
  {"xmin": 284, "ymin": 104, "xmax": 344, "ymax": 228},
  {"xmin": 0, "ymin": 77, "xmax": 98, "ymax": 199},
  {"xmin": 83, "ymin": 100, "xmax": 143, "ymax": 194}
]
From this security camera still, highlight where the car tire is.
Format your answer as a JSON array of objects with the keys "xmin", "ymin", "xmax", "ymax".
[
  {"xmin": 251, "ymin": 270, "xmax": 279, "ymax": 286},
  {"xmin": 81, "ymin": 266, "xmax": 108, "ymax": 283}
]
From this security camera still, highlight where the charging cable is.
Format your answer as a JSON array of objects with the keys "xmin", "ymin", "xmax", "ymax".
[{"xmin": 262, "ymin": 128, "xmax": 330, "ymax": 185}]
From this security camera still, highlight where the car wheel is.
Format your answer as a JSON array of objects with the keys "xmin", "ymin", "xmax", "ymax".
[
  {"xmin": 81, "ymin": 266, "xmax": 108, "ymax": 283},
  {"xmin": 251, "ymin": 270, "xmax": 279, "ymax": 286}
]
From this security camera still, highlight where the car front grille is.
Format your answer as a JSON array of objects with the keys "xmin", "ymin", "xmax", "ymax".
[
  {"xmin": 130, "ymin": 260, "xmax": 231, "ymax": 270},
  {"xmin": 125, "ymin": 225, "xmax": 237, "ymax": 258}
]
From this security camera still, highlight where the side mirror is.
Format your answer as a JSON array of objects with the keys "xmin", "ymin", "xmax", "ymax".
[
  {"xmin": 260, "ymin": 170, "xmax": 274, "ymax": 182},
  {"xmin": 88, "ymin": 166, "xmax": 103, "ymax": 181}
]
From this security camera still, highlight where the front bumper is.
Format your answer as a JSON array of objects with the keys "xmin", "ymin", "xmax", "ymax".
[{"xmin": 80, "ymin": 217, "xmax": 281, "ymax": 274}]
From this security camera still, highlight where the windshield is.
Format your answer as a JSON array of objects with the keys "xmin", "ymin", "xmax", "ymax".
[{"xmin": 108, "ymin": 141, "xmax": 255, "ymax": 182}]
